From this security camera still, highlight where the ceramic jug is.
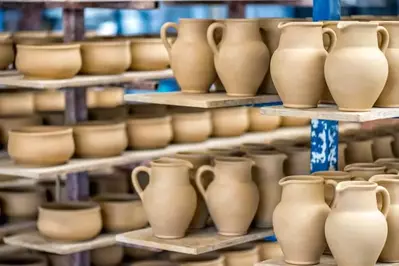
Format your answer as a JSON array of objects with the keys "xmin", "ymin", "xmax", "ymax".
[
  {"xmin": 312, "ymin": 171, "xmax": 352, "ymax": 205},
  {"xmin": 372, "ymin": 135, "xmax": 395, "ymax": 159},
  {"xmin": 270, "ymin": 22, "xmax": 336, "ymax": 108},
  {"xmin": 131, "ymin": 158, "xmax": 197, "ymax": 239},
  {"xmin": 375, "ymin": 158, "xmax": 399, "ymax": 173},
  {"xmin": 195, "ymin": 157, "xmax": 259, "ymax": 236},
  {"xmin": 273, "ymin": 175, "xmax": 336, "ymax": 265},
  {"xmin": 344, "ymin": 163, "xmax": 386, "ymax": 181},
  {"xmin": 207, "ymin": 19, "xmax": 270, "ymax": 96},
  {"xmin": 247, "ymin": 150, "xmax": 287, "ymax": 228},
  {"xmin": 345, "ymin": 139, "xmax": 374, "ymax": 163},
  {"xmin": 325, "ymin": 22, "xmax": 389, "ymax": 111},
  {"xmin": 161, "ymin": 19, "xmax": 216, "ymax": 93},
  {"xmin": 325, "ymin": 181, "xmax": 390, "ymax": 266}
]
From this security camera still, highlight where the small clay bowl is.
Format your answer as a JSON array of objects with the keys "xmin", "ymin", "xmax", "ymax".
[
  {"xmin": 248, "ymin": 107, "xmax": 281, "ymax": 132},
  {"xmin": 37, "ymin": 201, "xmax": 102, "ymax": 241},
  {"xmin": 16, "ymin": 44, "xmax": 82, "ymax": 79},
  {"xmin": 80, "ymin": 40, "xmax": 131, "ymax": 75},
  {"xmin": 0, "ymin": 33, "xmax": 14, "ymax": 70},
  {"xmin": 0, "ymin": 187, "xmax": 44, "ymax": 219},
  {"xmin": 95, "ymin": 87, "xmax": 125, "ymax": 108},
  {"xmin": 0, "ymin": 115, "xmax": 42, "ymax": 144},
  {"xmin": 280, "ymin": 116, "xmax": 310, "ymax": 127},
  {"xmin": 0, "ymin": 92, "xmax": 35, "ymax": 116},
  {"xmin": 169, "ymin": 252, "xmax": 225, "ymax": 266},
  {"xmin": 211, "ymin": 107, "xmax": 249, "ymax": 137},
  {"xmin": 171, "ymin": 109, "xmax": 212, "ymax": 143},
  {"xmin": 8, "ymin": 126, "xmax": 74, "ymax": 166},
  {"xmin": 0, "ymin": 254, "xmax": 47, "ymax": 266},
  {"xmin": 73, "ymin": 121, "xmax": 128, "ymax": 158},
  {"xmin": 221, "ymin": 243, "xmax": 260, "ymax": 266},
  {"xmin": 34, "ymin": 90, "xmax": 65, "ymax": 112},
  {"xmin": 91, "ymin": 245, "xmax": 124, "ymax": 266}
]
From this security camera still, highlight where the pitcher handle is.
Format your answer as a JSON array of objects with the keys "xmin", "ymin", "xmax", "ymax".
[
  {"xmin": 160, "ymin": 22, "xmax": 178, "ymax": 58},
  {"xmin": 207, "ymin": 22, "xmax": 225, "ymax": 55},
  {"xmin": 325, "ymin": 180, "xmax": 338, "ymax": 208},
  {"xmin": 377, "ymin": 26, "xmax": 389, "ymax": 53},
  {"xmin": 195, "ymin": 165, "xmax": 215, "ymax": 202},
  {"xmin": 322, "ymin": 28, "xmax": 337, "ymax": 53},
  {"xmin": 131, "ymin": 166, "xmax": 151, "ymax": 200},
  {"xmin": 376, "ymin": 185, "xmax": 390, "ymax": 217}
]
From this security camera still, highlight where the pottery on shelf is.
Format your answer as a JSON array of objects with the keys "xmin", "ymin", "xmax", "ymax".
[
  {"xmin": 208, "ymin": 19, "xmax": 269, "ymax": 96},
  {"xmin": 169, "ymin": 252, "xmax": 225, "ymax": 266},
  {"xmin": 281, "ymin": 146, "xmax": 311, "ymax": 175},
  {"xmin": 0, "ymin": 254, "xmax": 48, "ymax": 266},
  {"xmin": 37, "ymin": 201, "xmax": 102, "ymax": 241},
  {"xmin": 8, "ymin": 126, "xmax": 74, "ymax": 166},
  {"xmin": 161, "ymin": 19, "xmax": 216, "ymax": 93},
  {"xmin": 248, "ymin": 107, "xmax": 281, "ymax": 132},
  {"xmin": 221, "ymin": 243, "xmax": 260, "ymax": 266},
  {"xmin": 94, "ymin": 87, "xmax": 125, "ymax": 108},
  {"xmin": 130, "ymin": 37, "xmax": 173, "ymax": 71},
  {"xmin": 89, "ymin": 170, "xmax": 130, "ymax": 195},
  {"xmin": 240, "ymin": 142, "xmax": 274, "ymax": 153},
  {"xmin": 207, "ymin": 147, "xmax": 244, "ymax": 157},
  {"xmin": 16, "ymin": 44, "xmax": 82, "ymax": 79},
  {"xmin": 211, "ymin": 107, "xmax": 249, "ymax": 137},
  {"xmin": 12, "ymin": 31, "xmax": 60, "ymax": 45},
  {"xmin": 344, "ymin": 163, "xmax": 386, "ymax": 181},
  {"xmin": 91, "ymin": 245, "xmax": 124, "ymax": 266},
  {"xmin": 257, "ymin": 241, "xmax": 284, "ymax": 261},
  {"xmin": 171, "ymin": 108, "xmax": 212, "ymax": 143},
  {"xmin": 124, "ymin": 247, "xmax": 160, "ymax": 260},
  {"xmin": 345, "ymin": 138, "xmax": 374, "ymax": 163},
  {"xmin": 0, "ymin": 92, "xmax": 34, "ymax": 116},
  {"xmin": 0, "ymin": 187, "xmax": 44, "ymax": 219},
  {"xmin": 375, "ymin": 158, "xmax": 399, "ymax": 173},
  {"xmin": 372, "ymin": 135, "xmax": 395, "ymax": 159},
  {"xmin": 0, "ymin": 115, "xmax": 42, "ymax": 144},
  {"xmin": 280, "ymin": 117, "xmax": 311, "ymax": 127},
  {"xmin": 196, "ymin": 157, "xmax": 259, "ymax": 236},
  {"xmin": 0, "ymin": 34, "xmax": 14, "ymax": 70},
  {"xmin": 34, "ymin": 90, "xmax": 65, "ymax": 112},
  {"xmin": 311, "ymin": 171, "xmax": 352, "ymax": 205}
]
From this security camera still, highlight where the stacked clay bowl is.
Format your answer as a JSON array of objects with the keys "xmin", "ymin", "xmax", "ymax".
[
  {"xmin": 0, "ymin": 92, "xmax": 34, "ymax": 116},
  {"xmin": 0, "ymin": 33, "xmax": 14, "ymax": 70},
  {"xmin": 211, "ymin": 107, "xmax": 249, "ymax": 137},
  {"xmin": 248, "ymin": 107, "xmax": 281, "ymax": 132},
  {"xmin": 0, "ymin": 116, "xmax": 42, "ymax": 145}
]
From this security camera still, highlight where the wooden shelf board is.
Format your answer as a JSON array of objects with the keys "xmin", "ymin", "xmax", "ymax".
[
  {"xmin": 0, "ymin": 178, "xmax": 37, "ymax": 188},
  {"xmin": 116, "ymin": 227, "xmax": 273, "ymax": 255},
  {"xmin": 124, "ymin": 92, "xmax": 281, "ymax": 108},
  {"xmin": 0, "ymin": 220, "xmax": 36, "ymax": 238},
  {"xmin": 261, "ymin": 104, "xmax": 399, "ymax": 122}
]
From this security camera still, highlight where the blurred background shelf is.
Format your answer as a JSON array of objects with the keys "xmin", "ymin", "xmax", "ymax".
[
  {"xmin": 0, "ymin": 1, "xmax": 158, "ymax": 9},
  {"xmin": 0, "ymin": 220, "xmax": 36, "ymax": 238},
  {"xmin": 0, "ymin": 245, "xmax": 26, "ymax": 256}
]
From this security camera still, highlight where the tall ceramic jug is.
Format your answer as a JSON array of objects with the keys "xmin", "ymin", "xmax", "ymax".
[
  {"xmin": 195, "ymin": 157, "xmax": 259, "ymax": 236},
  {"xmin": 161, "ymin": 19, "xmax": 216, "ymax": 93},
  {"xmin": 207, "ymin": 19, "xmax": 270, "ymax": 96},
  {"xmin": 131, "ymin": 158, "xmax": 197, "ymax": 239},
  {"xmin": 344, "ymin": 163, "xmax": 386, "ymax": 181},
  {"xmin": 270, "ymin": 22, "xmax": 336, "ymax": 108},
  {"xmin": 273, "ymin": 175, "xmax": 336, "ymax": 265},
  {"xmin": 325, "ymin": 181, "xmax": 390, "ymax": 266},
  {"xmin": 325, "ymin": 22, "xmax": 389, "ymax": 111}
]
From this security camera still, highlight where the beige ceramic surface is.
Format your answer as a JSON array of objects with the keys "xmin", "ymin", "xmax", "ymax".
[
  {"xmin": 171, "ymin": 110, "xmax": 212, "ymax": 143},
  {"xmin": 221, "ymin": 243, "xmax": 260, "ymax": 266},
  {"xmin": 0, "ymin": 115, "xmax": 42, "ymax": 144},
  {"xmin": 312, "ymin": 171, "xmax": 352, "ymax": 205},
  {"xmin": 249, "ymin": 108, "xmax": 281, "ymax": 132},
  {"xmin": 0, "ymin": 254, "xmax": 48, "ymax": 266},
  {"xmin": 345, "ymin": 139, "xmax": 374, "ymax": 163},
  {"xmin": 0, "ymin": 92, "xmax": 34, "ymax": 116},
  {"xmin": 34, "ymin": 90, "xmax": 65, "ymax": 112},
  {"xmin": 240, "ymin": 142, "xmax": 274, "ymax": 153},
  {"xmin": 12, "ymin": 31, "xmax": 60, "ymax": 45},
  {"xmin": 0, "ymin": 187, "xmax": 43, "ymax": 219},
  {"xmin": 257, "ymin": 241, "xmax": 284, "ymax": 261},
  {"xmin": 325, "ymin": 181, "xmax": 389, "ymax": 266},
  {"xmin": 8, "ymin": 126, "xmax": 74, "ymax": 166},
  {"xmin": 130, "ymin": 37, "xmax": 172, "ymax": 71},
  {"xmin": 338, "ymin": 143, "xmax": 347, "ymax": 171},
  {"xmin": 91, "ymin": 245, "xmax": 124, "ymax": 266},
  {"xmin": 170, "ymin": 252, "xmax": 225, "ymax": 266},
  {"xmin": 0, "ymin": 34, "xmax": 14, "ymax": 70},
  {"xmin": 37, "ymin": 201, "xmax": 102, "ymax": 241},
  {"xmin": 280, "ymin": 117, "xmax": 310, "ymax": 127},
  {"xmin": 132, "ymin": 158, "xmax": 196, "ymax": 239},
  {"xmin": 196, "ymin": 157, "xmax": 259, "ymax": 236},
  {"xmin": 161, "ymin": 19, "xmax": 216, "ymax": 93},
  {"xmin": 211, "ymin": 107, "xmax": 249, "ymax": 137},
  {"xmin": 16, "ymin": 44, "xmax": 82, "ymax": 79},
  {"xmin": 373, "ymin": 135, "xmax": 395, "ymax": 159},
  {"xmin": 282, "ymin": 146, "xmax": 311, "ymax": 175},
  {"xmin": 375, "ymin": 158, "xmax": 399, "ymax": 173},
  {"xmin": 344, "ymin": 163, "xmax": 386, "ymax": 181},
  {"xmin": 95, "ymin": 87, "xmax": 124, "ymax": 108},
  {"xmin": 207, "ymin": 147, "xmax": 244, "ymax": 157}
]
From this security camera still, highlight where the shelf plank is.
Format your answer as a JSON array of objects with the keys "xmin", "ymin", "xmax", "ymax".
[
  {"xmin": 124, "ymin": 92, "xmax": 281, "ymax": 108},
  {"xmin": 0, "ymin": 178, "xmax": 37, "ymax": 188},
  {"xmin": 116, "ymin": 227, "xmax": 273, "ymax": 255},
  {"xmin": 261, "ymin": 104, "xmax": 399, "ymax": 122}
]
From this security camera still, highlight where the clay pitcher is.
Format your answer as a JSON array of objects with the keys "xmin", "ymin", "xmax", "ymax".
[
  {"xmin": 195, "ymin": 157, "xmax": 259, "ymax": 236},
  {"xmin": 161, "ymin": 19, "xmax": 216, "ymax": 93},
  {"xmin": 131, "ymin": 158, "xmax": 197, "ymax": 239},
  {"xmin": 325, "ymin": 181, "xmax": 389, "ymax": 266},
  {"xmin": 345, "ymin": 138, "xmax": 374, "ymax": 163},
  {"xmin": 247, "ymin": 150, "xmax": 287, "ymax": 228},
  {"xmin": 311, "ymin": 171, "xmax": 352, "ymax": 205},
  {"xmin": 344, "ymin": 163, "xmax": 386, "ymax": 181},
  {"xmin": 273, "ymin": 175, "xmax": 336, "ymax": 265},
  {"xmin": 325, "ymin": 22, "xmax": 389, "ymax": 111},
  {"xmin": 270, "ymin": 22, "xmax": 337, "ymax": 108},
  {"xmin": 372, "ymin": 135, "xmax": 395, "ymax": 159},
  {"xmin": 207, "ymin": 19, "xmax": 270, "ymax": 96}
]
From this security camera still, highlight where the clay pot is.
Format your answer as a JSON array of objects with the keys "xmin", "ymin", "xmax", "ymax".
[
  {"xmin": 124, "ymin": 246, "xmax": 159, "ymax": 260},
  {"xmin": 221, "ymin": 243, "xmax": 260, "ymax": 266},
  {"xmin": 0, "ymin": 255, "xmax": 47, "ymax": 266},
  {"xmin": 0, "ymin": 34, "xmax": 14, "ymax": 70},
  {"xmin": 8, "ymin": 126, "xmax": 74, "ymax": 166},
  {"xmin": 37, "ymin": 201, "xmax": 102, "ymax": 241},
  {"xmin": 208, "ymin": 19, "xmax": 269, "ymax": 96},
  {"xmin": 338, "ymin": 143, "xmax": 347, "ymax": 171},
  {"xmin": 91, "ymin": 245, "xmax": 124, "ymax": 266},
  {"xmin": 12, "ymin": 31, "xmax": 60, "ymax": 45},
  {"xmin": 171, "ymin": 109, "xmax": 212, "ymax": 143},
  {"xmin": 0, "ymin": 92, "xmax": 34, "ymax": 116},
  {"xmin": 0, "ymin": 115, "xmax": 42, "ymax": 144},
  {"xmin": 372, "ymin": 135, "xmax": 395, "ymax": 159},
  {"xmin": 16, "ymin": 44, "xmax": 82, "ymax": 79},
  {"xmin": 132, "ymin": 158, "xmax": 196, "ymax": 238},
  {"xmin": 207, "ymin": 147, "xmax": 244, "ymax": 157},
  {"xmin": 0, "ymin": 187, "xmax": 44, "ymax": 219},
  {"xmin": 273, "ymin": 175, "xmax": 335, "ymax": 265},
  {"xmin": 271, "ymin": 22, "xmax": 336, "ymax": 108},
  {"xmin": 345, "ymin": 138, "xmax": 374, "ymax": 163},
  {"xmin": 247, "ymin": 150, "xmax": 287, "ymax": 228},
  {"xmin": 94, "ymin": 193, "xmax": 147, "ymax": 232},
  {"xmin": 344, "ymin": 163, "xmax": 386, "ymax": 181},
  {"xmin": 325, "ymin": 22, "xmax": 389, "ymax": 111},
  {"xmin": 240, "ymin": 142, "xmax": 274, "ymax": 153},
  {"xmin": 281, "ymin": 146, "xmax": 311, "ymax": 175},
  {"xmin": 130, "ymin": 37, "xmax": 173, "ymax": 70},
  {"xmin": 126, "ymin": 115, "xmax": 172, "ymax": 150},
  {"xmin": 73, "ymin": 121, "xmax": 127, "ymax": 158},
  {"xmin": 161, "ymin": 19, "xmax": 216, "ymax": 93},
  {"xmin": 257, "ymin": 241, "xmax": 283, "ymax": 261},
  {"xmin": 375, "ymin": 158, "xmax": 399, "ymax": 173},
  {"xmin": 196, "ymin": 157, "xmax": 259, "ymax": 236},
  {"xmin": 280, "ymin": 116, "xmax": 310, "ymax": 127},
  {"xmin": 80, "ymin": 40, "xmax": 130, "ymax": 75},
  {"xmin": 34, "ymin": 90, "xmax": 65, "ymax": 112},
  {"xmin": 95, "ymin": 87, "xmax": 124, "ymax": 108},
  {"xmin": 311, "ymin": 171, "xmax": 352, "ymax": 205},
  {"xmin": 211, "ymin": 107, "xmax": 249, "ymax": 137},
  {"xmin": 248, "ymin": 107, "xmax": 281, "ymax": 132},
  {"xmin": 325, "ymin": 181, "xmax": 389, "ymax": 266},
  {"xmin": 170, "ymin": 252, "xmax": 225, "ymax": 266}
]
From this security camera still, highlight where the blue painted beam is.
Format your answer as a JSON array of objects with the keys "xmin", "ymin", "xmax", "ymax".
[{"xmin": 313, "ymin": 0, "xmax": 341, "ymax": 21}]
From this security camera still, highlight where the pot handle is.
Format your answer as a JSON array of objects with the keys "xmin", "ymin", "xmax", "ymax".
[
  {"xmin": 322, "ymin": 27, "xmax": 337, "ymax": 53},
  {"xmin": 377, "ymin": 26, "xmax": 389, "ymax": 53},
  {"xmin": 195, "ymin": 165, "xmax": 215, "ymax": 202},
  {"xmin": 376, "ymin": 185, "xmax": 390, "ymax": 217},
  {"xmin": 131, "ymin": 166, "xmax": 151, "ymax": 201},
  {"xmin": 207, "ymin": 22, "xmax": 225, "ymax": 55},
  {"xmin": 160, "ymin": 22, "xmax": 178, "ymax": 58},
  {"xmin": 325, "ymin": 179, "xmax": 338, "ymax": 208}
]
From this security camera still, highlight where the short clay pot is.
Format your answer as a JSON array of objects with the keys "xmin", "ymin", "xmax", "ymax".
[
  {"xmin": 0, "ymin": 92, "xmax": 34, "ymax": 116},
  {"xmin": 170, "ymin": 252, "xmax": 225, "ymax": 266},
  {"xmin": 8, "ymin": 126, "xmax": 74, "ymax": 166},
  {"xmin": 257, "ymin": 241, "xmax": 283, "ymax": 261},
  {"xmin": 91, "ymin": 245, "xmax": 124, "ymax": 266},
  {"xmin": 0, "ymin": 187, "xmax": 44, "ymax": 219},
  {"xmin": 124, "ymin": 246, "xmax": 160, "ymax": 260},
  {"xmin": 280, "ymin": 116, "xmax": 310, "ymax": 127},
  {"xmin": 95, "ymin": 87, "xmax": 124, "ymax": 108},
  {"xmin": 344, "ymin": 163, "xmax": 386, "ymax": 181},
  {"xmin": 248, "ymin": 107, "xmax": 281, "ymax": 132},
  {"xmin": 282, "ymin": 146, "xmax": 311, "ymax": 175},
  {"xmin": 37, "ymin": 201, "xmax": 102, "ymax": 241},
  {"xmin": 73, "ymin": 121, "xmax": 127, "ymax": 158},
  {"xmin": 0, "ymin": 254, "xmax": 47, "ymax": 266},
  {"xmin": 130, "ymin": 37, "xmax": 173, "ymax": 70},
  {"xmin": 171, "ymin": 109, "xmax": 212, "ymax": 143},
  {"xmin": 16, "ymin": 44, "xmax": 82, "ymax": 79},
  {"xmin": 221, "ymin": 243, "xmax": 260, "ymax": 266},
  {"xmin": 0, "ymin": 34, "xmax": 14, "ymax": 70},
  {"xmin": 0, "ymin": 115, "xmax": 42, "ymax": 144},
  {"xmin": 211, "ymin": 107, "xmax": 249, "ymax": 137},
  {"xmin": 34, "ymin": 90, "xmax": 65, "ymax": 112}
]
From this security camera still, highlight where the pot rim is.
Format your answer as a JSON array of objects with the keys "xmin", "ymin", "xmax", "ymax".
[
  {"xmin": 376, "ymin": 21, "xmax": 399, "ymax": 25},
  {"xmin": 127, "ymin": 115, "xmax": 171, "ymax": 125},
  {"xmin": 39, "ymin": 201, "xmax": 100, "ymax": 212},
  {"xmin": 336, "ymin": 180, "xmax": 377, "ymax": 191},
  {"xmin": 279, "ymin": 175, "xmax": 324, "ymax": 186},
  {"xmin": 337, "ymin": 21, "xmax": 379, "ymax": 29},
  {"xmin": 214, "ymin": 156, "xmax": 253, "ymax": 164},
  {"xmin": 171, "ymin": 111, "xmax": 211, "ymax": 119},
  {"xmin": 93, "ymin": 193, "xmax": 140, "ymax": 202},
  {"xmin": 175, "ymin": 151, "xmax": 210, "ymax": 158},
  {"xmin": 311, "ymin": 170, "xmax": 351, "ymax": 179},
  {"xmin": 130, "ymin": 37, "xmax": 175, "ymax": 44},
  {"xmin": 246, "ymin": 150, "xmax": 286, "ymax": 158},
  {"xmin": 370, "ymin": 174, "xmax": 399, "ymax": 183},
  {"xmin": 375, "ymin": 158, "xmax": 399, "ymax": 165},
  {"xmin": 80, "ymin": 40, "xmax": 130, "ymax": 47},
  {"xmin": 344, "ymin": 163, "xmax": 386, "ymax": 171},
  {"xmin": 9, "ymin": 126, "xmax": 72, "ymax": 137},
  {"xmin": 151, "ymin": 158, "xmax": 193, "ymax": 168},
  {"xmin": 278, "ymin": 21, "xmax": 323, "ymax": 29},
  {"xmin": 73, "ymin": 121, "xmax": 126, "ymax": 131},
  {"xmin": 16, "ymin": 43, "xmax": 80, "ymax": 50},
  {"xmin": 211, "ymin": 106, "xmax": 248, "ymax": 114}
]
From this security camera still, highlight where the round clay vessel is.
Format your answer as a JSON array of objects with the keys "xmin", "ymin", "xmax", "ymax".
[
  {"xmin": 34, "ymin": 90, "xmax": 65, "ymax": 112},
  {"xmin": 12, "ymin": 31, "xmax": 59, "ymax": 45},
  {"xmin": 311, "ymin": 170, "xmax": 352, "ymax": 205},
  {"xmin": 130, "ymin": 37, "xmax": 173, "ymax": 70},
  {"xmin": 171, "ymin": 109, "xmax": 212, "ymax": 143},
  {"xmin": 0, "ymin": 254, "xmax": 47, "ymax": 266},
  {"xmin": 257, "ymin": 241, "xmax": 283, "ymax": 261},
  {"xmin": 126, "ymin": 115, "xmax": 172, "ymax": 150},
  {"xmin": 16, "ymin": 44, "xmax": 82, "ymax": 79},
  {"xmin": 344, "ymin": 163, "xmax": 386, "ymax": 181},
  {"xmin": 372, "ymin": 135, "xmax": 395, "ymax": 159},
  {"xmin": 248, "ymin": 107, "xmax": 281, "ymax": 132},
  {"xmin": 93, "ymin": 193, "xmax": 148, "ymax": 232},
  {"xmin": 161, "ymin": 19, "xmax": 216, "ymax": 93},
  {"xmin": 0, "ymin": 187, "xmax": 44, "ymax": 219},
  {"xmin": 345, "ymin": 138, "xmax": 374, "ymax": 163},
  {"xmin": 0, "ymin": 92, "xmax": 34, "ymax": 116},
  {"xmin": 95, "ymin": 87, "xmax": 124, "ymax": 108},
  {"xmin": 0, "ymin": 115, "xmax": 42, "ymax": 144},
  {"xmin": 73, "ymin": 121, "xmax": 127, "ymax": 158},
  {"xmin": 0, "ymin": 34, "xmax": 14, "ymax": 70},
  {"xmin": 170, "ymin": 252, "xmax": 225, "ymax": 266},
  {"xmin": 211, "ymin": 107, "xmax": 249, "ymax": 137},
  {"xmin": 80, "ymin": 40, "xmax": 130, "ymax": 75},
  {"xmin": 221, "ymin": 243, "xmax": 260, "ymax": 266},
  {"xmin": 240, "ymin": 142, "xmax": 274, "ymax": 153},
  {"xmin": 37, "ymin": 201, "xmax": 102, "ymax": 241},
  {"xmin": 8, "ymin": 126, "xmax": 74, "ymax": 166},
  {"xmin": 91, "ymin": 245, "xmax": 124, "ymax": 266},
  {"xmin": 281, "ymin": 116, "xmax": 310, "ymax": 127}
]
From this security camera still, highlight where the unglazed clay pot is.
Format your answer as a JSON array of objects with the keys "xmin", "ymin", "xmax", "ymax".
[
  {"xmin": 345, "ymin": 138, "xmax": 374, "ymax": 163},
  {"xmin": 34, "ymin": 90, "xmax": 65, "ymax": 112},
  {"xmin": 344, "ymin": 163, "xmax": 386, "ymax": 181},
  {"xmin": 325, "ymin": 181, "xmax": 389, "ymax": 266},
  {"xmin": 91, "ymin": 245, "xmax": 124, "ymax": 266},
  {"xmin": 281, "ymin": 146, "xmax": 311, "ymax": 175},
  {"xmin": 73, "ymin": 121, "xmax": 127, "ymax": 158},
  {"xmin": 325, "ymin": 22, "xmax": 389, "ymax": 111},
  {"xmin": 240, "ymin": 142, "xmax": 274, "ymax": 153},
  {"xmin": 130, "ymin": 37, "xmax": 173, "ymax": 70},
  {"xmin": 16, "ymin": 44, "xmax": 82, "ymax": 79},
  {"xmin": 94, "ymin": 193, "xmax": 148, "ymax": 232},
  {"xmin": 273, "ymin": 175, "xmax": 336, "ymax": 265},
  {"xmin": 208, "ymin": 19, "xmax": 269, "ymax": 96},
  {"xmin": 247, "ymin": 150, "xmax": 287, "ymax": 228},
  {"xmin": 95, "ymin": 87, "xmax": 124, "ymax": 108},
  {"xmin": 8, "ymin": 126, "xmax": 74, "ymax": 166},
  {"xmin": 0, "ymin": 254, "xmax": 47, "ymax": 266},
  {"xmin": 375, "ymin": 158, "xmax": 399, "ymax": 173},
  {"xmin": 0, "ymin": 187, "xmax": 44, "ymax": 219},
  {"xmin": 207, "ymin": 147, "xmax": 244, "ymax": 157},
  {"xmin": 211, "ymin": 107, "xmax": 249, "ymax": 137},
  {"xmin": 372, "ymin": 135, "xmax": 395, "ymax": 159},
  {"xmin": 281, "ymin": 116, "xmax": 310, "ymax": 127},
  {"xmin": 170, "ymin": 252, "xmax": 225, "ymax": 266},
  {"xmin": 0, "ymin": 34, "xmax": 14, "ymax": 70},
  {"xmin": 171, "ymin": 109, "xmax": 212, "ymax": 143},
  {"xmin": 248, "ymin": 107, "xmax": 281, "ymax": 132},
  {"xmin": 0, "ymin": 115, "xmax": 42, "ymax": 144},
  {"xmin": 221, "ymin": 243, "xmax": 260, "ymax": 266},
  {"xmin": 0, "ymin": 92, "xmax": 34, "ymax": 116},
  {"xmin": 132, "ymin": 158, "xmax": 196, "ymax": 238},
  {"xmin": 196, "ymin": 157, "xmax": 259, "ymax": 236},
  {"xmin": 311, "ymin": 171, "xmax": 352, "ymax": 205},
  {"xmin": 257, "ymin": 241, "xmax": 283, "ymax": 261},
  {"xmin": 124, "ymin": 246, "xmax": 159, "ymax": 260},
  {"xmin": 37, "ymin": 201, "xmax": 102, "ymax": 241},
  {"xmin": 126, "ymin": 115, "xmax": 172, "ymax": 150},
  {"xmin": 161, "ymin": 19, "xmax": 216, "ymax": 93},
  {"xmin": 80, "ymin": 40, "xmax": 130, "ymax": 75}
]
